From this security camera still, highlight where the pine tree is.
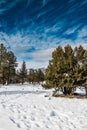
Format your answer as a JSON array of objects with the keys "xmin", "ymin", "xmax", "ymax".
[
  {"xmin": 0, "ymin": 43, "xmax": 8, "ymax": 84},
  {"xmin": 6, "ymin": 51, "xmax": 17, "ymax": 84},
  {"xmin": 0, "ymin": 44, "xmax": 17, "ymax": 84},
  {"xmin": 20, "ymin": 61, "xmax": 27, "ymax": 84},
  {"xmin": 61, "ymin": 45, "xmax": 76, "ymax": 95},
  {"xmin": 27, "ymin": 69, "xmax": 35, "ymax": 84},
  {"xmin": 37, "ymin": 69, "xmax": 44, "ymax": 83},
  {"xmin": 43, "ymin": 45, "xmax": 83, "ymax": 96},
  {"xmin": 43, "ymin": 46, "xmax": 65, "ymax": 92}
]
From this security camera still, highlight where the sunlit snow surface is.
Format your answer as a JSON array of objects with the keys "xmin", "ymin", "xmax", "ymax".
[{"xmin": 0, "ymin": 83, "xmax": 87, "ymax": 130}]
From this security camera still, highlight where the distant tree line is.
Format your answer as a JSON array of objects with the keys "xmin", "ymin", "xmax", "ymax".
[
  {"xmin": 43, "ymin": 45, "xmax": 87, "ymax": 96},
  {"xmin": 0, "ymin": 43, "xmax": 44, "ymax": 85},
  {"xmin": 17, "ymin": 62, "xmax": 44, "ymax": 84}
]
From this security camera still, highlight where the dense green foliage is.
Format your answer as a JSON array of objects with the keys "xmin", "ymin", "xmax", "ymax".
[
  {"xmin": 43, "ymin": 45, "xmax": 87, "ymax": 96},
  {"xmin": 0, "ymin": 43, "xmax": 17, "ymax": 84}
]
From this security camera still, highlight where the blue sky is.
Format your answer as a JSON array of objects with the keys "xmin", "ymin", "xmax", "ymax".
[{"xmin": 0, "ymin": 0, "xmax": 87, "ymax": 69}]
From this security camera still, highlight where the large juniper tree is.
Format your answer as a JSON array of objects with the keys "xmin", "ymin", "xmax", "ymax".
[{"xmin": 43, "ymin": 45, "xmax": 87, "ymax": 96}]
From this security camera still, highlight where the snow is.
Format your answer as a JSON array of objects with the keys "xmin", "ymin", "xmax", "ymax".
[{"xmin": 0, "ymin": 83, "xmax": 87, "ymax": 130}]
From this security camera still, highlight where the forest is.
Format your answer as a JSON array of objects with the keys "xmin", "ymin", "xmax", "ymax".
[
  {"xmin": 0, "ymin": 43, "xmax": 87, "ymax": 96},
  {"xmin": 0, "ymin": 43, "xmax": 44, "ymax": 85}
]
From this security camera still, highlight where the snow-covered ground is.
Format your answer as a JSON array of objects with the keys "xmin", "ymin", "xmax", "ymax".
[{"xmin": 0, "ymin": 83, "xmax": 87, "ymax": 130}]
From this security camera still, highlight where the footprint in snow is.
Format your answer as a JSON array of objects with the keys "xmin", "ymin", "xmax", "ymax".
[
  {"xmin": 23, "ymin": 115, "xmax": 27, "ymax": 119},
  {"xmin": 50, "ymin": 111, "xmax": 56, "ymax": 117},
  {"xmin": 2, "ymin": 104, "xmax": 6, "ymax": 108},
  {"xmin": 17, "ymin": 123, "xmax": 21, "ymax": 128},
  {"xmin": 35, "ymin": 123, "xmax": 40, "ymax": 127},
  {"xmin": 10, "ymin": 117, "xmax": 16, "ymax": 124}
]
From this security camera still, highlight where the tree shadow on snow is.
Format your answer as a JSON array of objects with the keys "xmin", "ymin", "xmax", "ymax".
[{"xmin": 0, "ymin": 90, "xmax": 46, "ymax": 95}]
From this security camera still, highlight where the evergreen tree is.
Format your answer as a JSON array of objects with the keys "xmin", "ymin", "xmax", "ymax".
[
  {"xmin": 43, "ymin": 45, "xmax": 87, "ymax": 96},
  {"xmin": 20, "ymin": 61, "xmax": 27, "ymax": 84},
  {"xmin": 27, "ymin": 69, "xmax": 37, "ymax": 84},
  {"xmin": 43, "ymin": 46, "xmax": 65, "ymax": 92},
  {"xmin": 61, "ymin": 45, "xmax": 76, "ymax": 95},
  {"xmin": 0, "ymin": 43, "xmax": 17, "ymax": 84},
  {"xmin": 0, "ymin": 43, "xmax": 7, "ymax": 84},
  {"xmin": 6, "ymin": 51, "xmax": 17, "ymax": 84},
  {"xmin": 37, "ymin": 69, "xmax": 44, "ymax": 83}
]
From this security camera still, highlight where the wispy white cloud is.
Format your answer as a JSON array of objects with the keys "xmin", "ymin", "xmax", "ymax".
[
  {"xmin": 12, "ymin": 45, "xmax": 34, "ymax": 53},
  {"xmin": 45, "ymin": 25, "xmax": 61, "ymax": 33},
  {"xmin": 65, "ymin": 25, "xmax": 81, "ymax": 35},
  {"xmin": 37, "ymin": 11, "xmax": 47, "ymax": 19},
  {"xmin": 78, "ymin": 26, "xmax": 87, "ymax": 38},
  {"xmin": 59, "ymin": 26, "xmax": 87, "ymax": 49},
  {"xmin": 65, "ymin": 27, "xmax": 77, "ymax": 35},
  {"xmin": 61, "ymin": 39, "xmax": 87, "ymax": 51},
  {"xmin": 67, "ymin": 0, "xmax": 86, "ymax": 15}
]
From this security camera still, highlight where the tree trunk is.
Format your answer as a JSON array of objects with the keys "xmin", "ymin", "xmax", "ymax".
[
  {"xmin": 85, "ymin": 87, "xmax": 87, "ymax": 96},
  {"xmin": 2, "ymin": 70, "xmax": 5, "ymax": 85},
  {"xmin": 63, "ymin": 87, "xmax": 72, "ymax": 95}
]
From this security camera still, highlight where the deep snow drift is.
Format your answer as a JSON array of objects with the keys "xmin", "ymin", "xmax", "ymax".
[{"xmin": 0, "ymin": 83, "xmax": 87, "ymax": 130}]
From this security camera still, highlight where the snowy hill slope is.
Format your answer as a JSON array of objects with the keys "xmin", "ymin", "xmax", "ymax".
[{"xmin": 0, "ymin": 84, "xmax": 87, "ymax": 130}]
